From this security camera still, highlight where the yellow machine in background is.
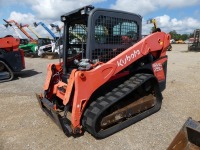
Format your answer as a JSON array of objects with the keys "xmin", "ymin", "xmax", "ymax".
[
  {"xmin": 147, "ymin": 18, "xmax": 172, "ymax": 51},
  {"xmin": 175, "ymin": 40, "xmax": 185, "ymax": 44},
  {"xmin": 147, "ymin": 18, "xmax": 158, "ymax": 32}
]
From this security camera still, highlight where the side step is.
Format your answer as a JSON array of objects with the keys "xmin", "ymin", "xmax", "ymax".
[{"xmin": 167, "ymin": 118, "xmax": 200, "ymax": 150}]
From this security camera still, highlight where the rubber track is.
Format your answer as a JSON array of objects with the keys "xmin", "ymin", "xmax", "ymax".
[{"xmin": 82, "ymin": 73, "xmax": 163, "ymax": 139}]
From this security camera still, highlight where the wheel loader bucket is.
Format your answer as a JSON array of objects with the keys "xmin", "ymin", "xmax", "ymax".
[{"xmin": 167, "ymin": 118, "xmax": 200, "ymax": 150}]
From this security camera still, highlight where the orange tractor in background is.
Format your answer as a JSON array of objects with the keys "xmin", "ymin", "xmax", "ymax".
[
  {"xmin": 36, "ymin": 6, "xmax": 170, "ymax": 138},
  {"xmin": 0, "ymin": 36, "xmax": 25, "ymax": 82},
  {"xmin": 175, "ymin": 39, "xmax": 185, "ymax": 44}
]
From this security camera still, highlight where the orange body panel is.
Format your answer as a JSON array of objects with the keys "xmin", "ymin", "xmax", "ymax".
[
  {"xmin": 152, "ymin": 57, "xmax": 167, "ymax": 81},
  {"xmin": 44, "ymin": 64, "xmax": 54, "ymax": 91},
  {"xmin": 72, "ymin": 63, "xmax": 117, "ymax": 129},
  {"xmin": 109, "ymin": 32, "xmax": 170, "ymax": 75},
  {"xmin": 63, "ymin": 69, "xmax": 77, "ymax": 105},
  {"xmin": 0, "ymin": 37, "xmax": 20, "ymax": 51}
]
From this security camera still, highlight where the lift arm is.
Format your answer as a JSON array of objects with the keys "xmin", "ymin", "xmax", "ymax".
[
  {"xmin": 53, "ymin": 25, "xmax": 64, "ymax": 33},
  {"xmin": 3, "ymin": 19, "xmax": 36, "ymax": 42},
  {"xmin": 147, "ymin": 19, "xmax": 158, "ymax": 30},
  {"xmin": 11, "ymin": 26, "xmax": 23, "ymax": 39},
  {"xmin": 21, "ymin": 24, "xmax": 42, "ymax": 38},
  {"xmin": 34, "ymin": 22, "xmax": 57, "ymax": 39}
]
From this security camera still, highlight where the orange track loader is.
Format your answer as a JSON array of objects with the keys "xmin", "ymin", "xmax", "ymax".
[
  {"xmin": 36, "ymin": 6, "xmax": 170, "ymax": 138},
  {"xmin": 0, "ymin": 36, "xmax": 25, "ymax": 82}
]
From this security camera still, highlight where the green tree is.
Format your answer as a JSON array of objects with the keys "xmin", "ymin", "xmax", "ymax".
[
  {"xmin": 169, "ymin": 30, "xmax": 177, "ymax": 40},
  {"xmin": 189, "ymin": 33, "xmax": 194, "ymax": 38},
  {"xmin": 169, "ymin": 30, "xmax": 190, "ymax": 41},
  {"xmin": 181, "ymin": 34, "xmax": 189, "ymax": 41}
]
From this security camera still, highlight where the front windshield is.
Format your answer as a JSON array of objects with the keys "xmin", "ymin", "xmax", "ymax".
[
  {"xmin": 68, "ymin": 23, "xmax": 87, "ymax": 57},
  {"xmin": 92, "ymin": 15, "xmax": 139, "ymax": 62},
  {"xmin": 95, "ymin": 16, "xmax": 138, "ymax": 45}
]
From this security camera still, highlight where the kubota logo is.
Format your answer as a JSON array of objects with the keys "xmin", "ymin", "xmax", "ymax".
[{"xmin": 117, "ymin": 50, "xmax": 141, "ymax": 67}]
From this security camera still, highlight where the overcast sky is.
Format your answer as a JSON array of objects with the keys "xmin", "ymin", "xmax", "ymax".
[{"xmin": 0, "ymin": 0, "xmax": 200, "ymax": 39}]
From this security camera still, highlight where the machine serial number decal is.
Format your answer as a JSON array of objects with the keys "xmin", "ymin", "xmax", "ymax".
[
  {"xmin": 153, "ymin": 63, "xmax": 163, "ymax": 72},
  {"xmin": 117, "ymin": 50, "xmax": 141, "ymax": 67}
]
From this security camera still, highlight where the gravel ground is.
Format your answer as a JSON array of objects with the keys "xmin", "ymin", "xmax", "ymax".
[{"xmin": 0, "ymin": 44, "xmax": 200, "ymax": 150}]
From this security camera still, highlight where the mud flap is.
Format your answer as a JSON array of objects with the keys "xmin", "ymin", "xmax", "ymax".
[
  {"xmin": 36, "ymin": 94, "xmax": 72, "ymax": 136},
  {"xmin": 167, "ymin": 117, "xmax": 200, "ymax": 150}
]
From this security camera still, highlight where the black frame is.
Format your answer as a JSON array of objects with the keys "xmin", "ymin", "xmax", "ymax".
[{"xmin": 87, "ymin": 8, "xmax": 142, "ymax": 60}]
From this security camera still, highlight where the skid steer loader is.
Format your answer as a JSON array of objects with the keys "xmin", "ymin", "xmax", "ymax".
[
  {"xmin": 36, "ymin": 5, "xmax": 170, "ymax": 138},
  {"xmin": 0, "ymin": 36, "xmax": 25, "ymax": 82}
]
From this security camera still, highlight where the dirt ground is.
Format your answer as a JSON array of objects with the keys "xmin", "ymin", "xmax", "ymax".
[{"xmin": 0, "ymin": 44, "xmax": 200, "ymax": 150}]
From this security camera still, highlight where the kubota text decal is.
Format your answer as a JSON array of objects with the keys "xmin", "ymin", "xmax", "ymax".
[{"xmin": 117, "ymin": 50, "xmax": 141, "ymax": 67}]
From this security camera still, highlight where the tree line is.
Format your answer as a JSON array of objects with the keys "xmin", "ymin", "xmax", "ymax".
[
  {"xmin": 150, "ymin": 27, "xmax": 193, "ymax": 41},
  {"xmin": 168, "ymin": 30, "xmax": 193, "ymax": 41}
]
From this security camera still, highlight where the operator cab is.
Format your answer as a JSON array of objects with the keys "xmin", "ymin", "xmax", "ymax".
[{"xmin": 61, "ymin": 5, "xmax": 142, "ymax": 81}]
